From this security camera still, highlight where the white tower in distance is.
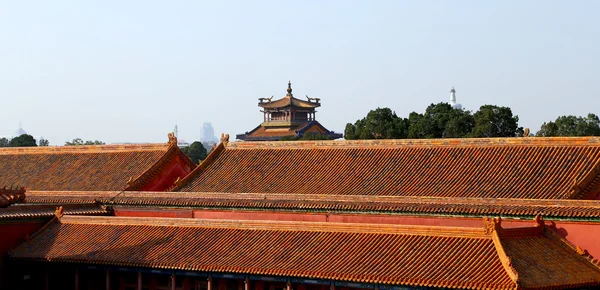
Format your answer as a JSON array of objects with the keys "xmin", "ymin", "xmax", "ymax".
[{"xmin": 450, "ymin": 87, "xmax": 462, "ymax": 109}]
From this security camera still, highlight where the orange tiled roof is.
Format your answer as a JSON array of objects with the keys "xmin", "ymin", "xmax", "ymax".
[
  {"xmin": 9, "ymin": 215, "xmax": 600, "ymax": 289},
  {"xmin": 245, "ymin": 123, "xmax": 307, "ymax": 137},
  {"xmin": 0, "ymin": 139, "xmax": 195, "ymax": 191},
  {"xmin": 238, "ymin": 121, "xmax": 342, "ymax": 141},
  {"xmin": 0, "ymin": 187, "xmax": 26, "ymax": 207},
  {"xmin": 23, "ymin": 191, "xmax": 600, "ymax": 220},
  {"xmin": 173, "ymin": 137, "xmax": 600, "ymax": 199}
]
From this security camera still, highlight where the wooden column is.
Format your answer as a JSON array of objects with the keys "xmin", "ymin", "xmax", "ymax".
[
  {"xmin": 45, "ymin": 270, "xmax": 49, "ymax": 290},
  {"xmin": 75, "ymin": 268, "xmax": 80, "ymax": 290},
  {"xmin": 218, "ymin": 278, "xmax": 227, "ymax": 290},
  {"xmin": 255, "ymin": 281, "xmax": 264, "ymax": 290},
  {"xmin": 287, "ymin": 281, "xmax": 292, "ymax": 290},
  {"xmin": 171, "ymin": 274, "xmax": 176, "ymax": 290},
  {"xmin": 137, "ymin": 272, "xmax": 142, "ymax": 290},
  {"xmin": 207, "ymin": 275, "xmax": 213, "ymax": 290},
  {"xmin": 106, "ymin": 270, "xmax": 111, "ymax": 290},
  {"xmin": 244, "ymin": 278, "xmax": 250, "ymax": 290},
  {"xmin": 183, "ymin": 277, "xmax": 191, "ymax": 290}
]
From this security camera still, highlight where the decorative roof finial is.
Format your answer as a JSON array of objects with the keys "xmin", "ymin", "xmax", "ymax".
[
  {"xmin": 287, "ymin": 81, "xmax": 293, "ymax": 97},
  {"xmin": 483, "ymin": 216, "xmax": 502, "ymax": 234},
  {"xmin": 168, "ymin": 132, "xmax": 177, "ymax": 146},
  {"xmin": 220, "ymin": 133, "xmax": 230, "ymax": 145},
  {"xmin": 55, "ymin": 206, "xmax": 64, "ymax": 219}
]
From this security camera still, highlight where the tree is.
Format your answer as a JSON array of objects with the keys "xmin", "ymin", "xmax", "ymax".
[
  {"xmin": 65, "ymin": 138, "xmax": 105, "ymax": 146},
  {"xmin": 9, "ymin": 134, "xmax": 37, "ymax": 147},
  {"xmin": 180, "ymin": 141, "xmax": 208, "ymax": 164},
  {"xmin": 537, "ymin": 114, "xmax": 600, "ymax": 137},
  {"xmin": 470, "ymin": 105, "xmax": 523, "ymax": 137},
  {"xmin": 280, "ymin": 135, "xmax": 299, "ymax": 141},
  {"xmin": 38, "ymin": 138, "xmax": 50, "ymax": 146},
  {"xmin": 345, "ymin": 108, "xmax": 408, "ymax": 139},
  {"xmin": 0, "ymin": 137, "xmax": 8, "ymax": 147},
  {"xmin": 407, "ymin": 103, "xmax": 474, "ymax": 139}
]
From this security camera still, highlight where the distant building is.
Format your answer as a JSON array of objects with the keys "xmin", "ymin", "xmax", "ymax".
[
  {"xmin": 450, "ymin": 86, "xmax": 463, "ymax": 109},
  {"xmin": 199, "ymin": 123, "xmax": 217, "ymax": 151},
  {"xmin": 236, "ymin": 81, "xmax": 342, "ymax": 141},
  {"xmin": 200, "ymin": 123, "xmax": 216, "ymax": 143},
  {"xmin": 11, "ymin": 123, "xmax": 28, "ymax": 138}
]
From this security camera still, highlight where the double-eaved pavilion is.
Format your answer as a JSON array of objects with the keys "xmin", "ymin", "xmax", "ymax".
[{"xmin": 236, "ymin": 81, "xmax": 342, "ymax": 141}]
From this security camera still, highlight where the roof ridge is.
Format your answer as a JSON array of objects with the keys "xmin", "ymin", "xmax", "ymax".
[
  {"xmin": 0, "ymin": 143, "xmax": 170, "ymax": 155},
  {"xmin": 226, "ymin": 137, "xmax": 600, "ymax": 149},
  {"xmin": 125, "ymin": 144, "xmax": 196, "ymax": 191},
  {"xmin": 58, "ymin": 215, "xmax": 489, "ymax": 237},
  {"xmin": 486, "ymin": 217, "xmax": 521, "ymax": 286},
  {"xmin": 569, "ymin": 157, "xmax": 600, "ymax": 199},
  {"xmin": 545, "ymin": 223, "xmax": 600, "ymax": 270},
  {"xmin": 170, "ymin": 142, "xmax": 227, "ymax": 191}
]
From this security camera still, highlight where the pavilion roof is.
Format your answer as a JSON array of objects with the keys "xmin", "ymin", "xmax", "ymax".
[
  {"xmin": 10, "ymin": 215, "xmax": 600, "ymax": 289},
  {"xmin": 238, "ymin": 121, "xmax": 341, "ymax": 141},
  {"xmin": 172, "ymin": 137, "xmax": 600, "ymax": 199},
  {"xmin": 0, "ymin": 135, "xmax": 195, "ymax": 191},
  {"xmin": 258, "ymin": 81, "xmax": 320, "ymax": 109},
  {"xmin": 23, "ymin": 191, "xmax": 600, "ymax": 221}
]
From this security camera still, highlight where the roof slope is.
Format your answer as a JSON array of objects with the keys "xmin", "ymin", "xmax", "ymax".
[
  {"xmin": 10, "ymin": 216, "xmax": 600, "ymax": 289},
  {"xmin": 0, "ymin": 138, "xmax": 194, "ymax": 191},
  {"xmin": 174, "ymin": 137, "xmax": 600, "ymax": 199},
  {"xmin": 24, "ymin": 191, "xmax": 600, "ymax": 220}
]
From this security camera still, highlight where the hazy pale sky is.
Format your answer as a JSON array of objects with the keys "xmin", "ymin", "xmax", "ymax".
[{"xmin": 1, "ymin": 0, "xmax": 599, "ymax": 145}]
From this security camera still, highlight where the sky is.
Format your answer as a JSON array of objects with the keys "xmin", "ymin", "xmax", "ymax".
[{"xmin": 1, "ymin": 0, "xmax": 599, "ymax": 145}]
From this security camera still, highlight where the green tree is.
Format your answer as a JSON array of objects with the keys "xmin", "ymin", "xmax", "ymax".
[
  {"xmin": 9, "ymin": 134, "xmax": 37, "ymax": 147},
  {"xmin": 537, "ymin": 114, "xmax": 600, "ymax": 137},
  {"xmin": 407, "ymin": 103, "xmax": 474, "ymax": 138},
  {"xmin": 65, "ymin": 138, "xmax": 105, "ymax": 145},
  {"xmin": 38, "ymin": 138, "xmax": 50, "ymax": 146},
  {"xmin": 279, "ymin": 135, "xmax": 298, "ymax": 141},
  {"xmin": 345, "ymin": 108, "xmax": 408, "ymax": 139},
  {"xmin": 0, "ymin": 137, "xmax": 8, "ymax": 147},
  {"xmin": 470, "ymin": 105, "xmax": 523, "ymax": 137},
  {"xmin": 180, "ymin": 141, "xmax": 208, "ymax": 164}
]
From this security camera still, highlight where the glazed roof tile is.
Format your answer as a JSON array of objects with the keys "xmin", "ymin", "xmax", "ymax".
[
  {"xmin": 10, "ymin": 216, "xmax": 600, "ymax": 289},
  {"xmin": 24, "ymin": 191, "xmax": 600, "ymax": 220},
  {"xmin": 239, "ymin": 122, "xmax": 341, "ymax": 141},
  {"xmin": 0, "ymin": 204, "xmax": 109, "ymax": 220},
  {"xmin": 0, "ymin": 139, "xmax": 194, "ymax": 191},
  {"xmin": 245, "ymin": 123, "xmax": 307, "ymax": 137},
  {"xmin": 174, "ymin": 137, "xmax": 600, "ymax": 199},
  {"xmin": 0, "ymin": 187, "xmax": 26, "ymax": 207}
]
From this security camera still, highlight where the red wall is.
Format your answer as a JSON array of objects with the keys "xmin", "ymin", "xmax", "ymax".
[
  {"xmin": 0, "ymin": 221, "xmax": 46, "ymax": 289},
  {"xmin": 114, "ymin": 207, "xmax": 600, "ymax": 258},
  {"xmin": 140, "ymin": 155, "xmax": 194, "ymax": 191},
  {"xmin": 114, "ymin": 208, "xmax": 193, "ymax": 218}
]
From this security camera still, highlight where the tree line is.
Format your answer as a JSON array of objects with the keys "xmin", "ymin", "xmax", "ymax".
[
  {"xmin": 0, "ymin": 135, "xmax": 48, "ymax": 147},
  {"xmin": 0, "ymin": 136, "xmax": 107, "ymax": 147},
  {"xmin": 344, "ymin": 103, "xmax": 600, "ymax": 139}
]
